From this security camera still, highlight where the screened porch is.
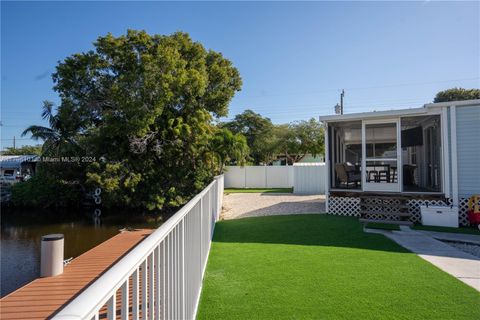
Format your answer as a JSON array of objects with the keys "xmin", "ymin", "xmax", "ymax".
[{"xmin": 326, "ymin": 114, "xmax": 443, "ymax": 194}]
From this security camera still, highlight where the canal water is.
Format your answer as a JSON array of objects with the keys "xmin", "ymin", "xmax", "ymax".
[{"xmin": 0, "ymin": 209, "xmax": 162, "ymax": 297}]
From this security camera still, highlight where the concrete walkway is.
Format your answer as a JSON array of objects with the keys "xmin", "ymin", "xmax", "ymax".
[{"xmin": 366, "ymin": 227, "xmax": 480, "ymax": 291}]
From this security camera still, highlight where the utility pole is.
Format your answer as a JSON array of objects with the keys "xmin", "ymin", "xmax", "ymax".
[
  {"xmin": 340, "ymin": 89, "xmax": 345, "ymax": 115},
  {"xmin": 13, "ymin": 136, "xmax": 16, "ymax": 150},
  {"xmin": 334, "ymin": 89, "xmax": 346, "ymax": 115}
]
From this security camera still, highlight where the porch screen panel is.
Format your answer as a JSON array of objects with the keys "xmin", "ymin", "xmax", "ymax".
[{"xmin": 365, "ymin": 123, "xmax": 398, "ymax": 184}]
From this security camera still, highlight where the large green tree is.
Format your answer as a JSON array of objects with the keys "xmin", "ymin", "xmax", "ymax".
[
  {"xmin": 433, "ymin": 88, "xmax": 480, "ymax": 103},
  {"xmin": 22, "ymin": 30, "xmax": 242, "ymax": 211},
  {"xmin": 222, "ymin": 110, "xmax": 275, "ymax": 164},
  {"xmin": 275, "ymin": 118, "xmax": 325, "ymax": 163}
]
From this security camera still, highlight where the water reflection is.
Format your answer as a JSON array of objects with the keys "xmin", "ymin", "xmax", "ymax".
[{"xmin": 1, "ymin": 209, "xmax": 161, "ymax": 297}]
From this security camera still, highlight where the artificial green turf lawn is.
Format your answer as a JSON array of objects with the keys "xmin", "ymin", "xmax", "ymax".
[
  {"xmin": 197, "ymin": 215, "xmax": 480, "ymax": 320},
  {"xmin": 413, "ymin": 224, "xmax": 480, "ymax": 235},
  {"xmin": 224, "ymin": 187, "xmax": 293, "ymax": 194}
]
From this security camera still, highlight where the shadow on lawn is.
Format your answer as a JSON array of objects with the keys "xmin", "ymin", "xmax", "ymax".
[{"xmin": 213, "ymin": 214, "xmax": 409, "ymax": 253}]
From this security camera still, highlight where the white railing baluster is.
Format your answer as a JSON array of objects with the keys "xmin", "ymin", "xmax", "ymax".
[
  {"xmin": 199, "ymin": 197, "xmax": 203, "ymax": 271},
  {"xmin": 107, "ymin": 293, "xmax": 116, "ymax": 320},
  {"xmin": 133, "ymin": 269, "xmax": 139, "ymax": 320},
  {"xmin": 155, "ymin": 246, "xmax": 161, "ymax": 319},
  {"xmin": 53, "ymin": 175, "xmax": 224, "ymax": 320},
  {"xmin": 121, "ymin": 278, "xmax": 129, "ymax": 320},
  {"xmin": 148, "ymin": 252, "xmax": 154, "ymax": 320},
  {"xmin": 181, "ymin": 218, "xmax": 185, "ymax": 320},
  {"xmin": 141, "ymin": 260, "xmax": 147, "ymax": 320},
  {"xmin": 161, "ymin": 241, "xmax": 166, "ymax": 320},
  {"xmin": 178, "ymin": 225, "xmax": 182, "ymax": 319},
  {"xmin": 174, "ymin": 226, "xmax": 179, "ymax": 320},
  {"xmin": 167, "ymin": 234, "xmax": 171, "ymax": 320}
]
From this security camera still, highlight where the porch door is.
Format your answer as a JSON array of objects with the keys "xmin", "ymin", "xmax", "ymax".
[{"xmin": 362, "ymin": 119, "xmax": 401, "ymax": 192}]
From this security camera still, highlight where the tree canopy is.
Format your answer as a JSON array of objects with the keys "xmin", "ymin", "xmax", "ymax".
[
  {"xmin": 222, "ymin": 110, "xmax": 276, "ymax": 164},
  {"xmin": 19, "ymin": 30, "xmax": 245, "ymax": 211},
  {"xmin": 222, "ymin": 111, "xmax": 324, "ymax": 165},
  {"xmin": 1, "ymin": 145, "xmax": 43, "ymax": 156},
  {"xmin": 434, "ymin": 88, "xmax": 480, "ymax": 103},
  {"xmin": 276, "ymin": 118, "xmax": 325, "ymax": 163}
]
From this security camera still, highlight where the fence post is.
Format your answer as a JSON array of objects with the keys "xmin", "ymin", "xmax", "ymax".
[{"xmin": 263, "ymin": 165, "xmax": 268, "ymax": 188}]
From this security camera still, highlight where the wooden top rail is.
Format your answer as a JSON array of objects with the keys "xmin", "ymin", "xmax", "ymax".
[{"xmin": 0, "ymin": 229, "xmax": 154, "ymax": 320}]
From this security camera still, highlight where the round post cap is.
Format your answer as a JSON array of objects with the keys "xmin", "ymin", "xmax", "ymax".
[{"xmin": 41, "ymin": 234, "xmax": 64, "ymax": 241}]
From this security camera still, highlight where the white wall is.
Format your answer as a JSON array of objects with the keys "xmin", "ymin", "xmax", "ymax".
[
  {"xmin": 224, "ymin": 166, "xmax": 294, "ymax": 188},
  {"xmin": 455, "ymin": 104, "xmax": 480, "ymax": 198},
  {"xmin": 224, "ymin": 164, "xmax": 325, "ymax": 194},
  {"xmin": 293, "ymin": 163, "xmax": 326, "ymax": 194}
]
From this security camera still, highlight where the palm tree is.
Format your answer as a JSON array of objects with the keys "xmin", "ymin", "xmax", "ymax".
[
  {"xmin": 22, "ymin": 101, "xmax": 79, "ymax": 155},
  {"xmin": 210, "ymin": 128, "xmax": 249, "ymax": 174}
]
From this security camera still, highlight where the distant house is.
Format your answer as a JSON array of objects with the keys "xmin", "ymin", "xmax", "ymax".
[
  {"xmin": 271, "ymin": 153, "xmax": 324, "ymax": 166},
  {"xmin": 0, "ymin": 155, "xmax": 39, "ymax": 184},
  {"xmin": 319, "ymin": 99, "xmax": 480, "ymax": 226}
]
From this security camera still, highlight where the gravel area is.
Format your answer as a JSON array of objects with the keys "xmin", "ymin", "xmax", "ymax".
[
  {"xmin": 220, "ymin": 193, "xmax": 326, "ymax": 220},
  {"xmin": 442, "ymin": 240, "xmax": 480, "ymax": 259}
]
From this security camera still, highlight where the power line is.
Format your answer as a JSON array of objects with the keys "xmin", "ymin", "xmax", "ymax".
[
  {"xmin": 230, "ymin": 98, "xmax": 427, "ymax": 113},
  {"xmin": 238, "ymin": 77, "xmax": 479, "ymax": 99}
]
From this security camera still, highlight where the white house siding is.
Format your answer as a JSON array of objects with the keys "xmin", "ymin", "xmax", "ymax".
[{"xmin": 456, "ymin": 105, "xmax": 480, "ymax": 198}]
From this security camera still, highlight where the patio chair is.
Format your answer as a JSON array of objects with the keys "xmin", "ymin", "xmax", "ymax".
[
  {"xmin": 367, "ymin": 170, "xmax": 378, "ymax": 182},
  {"xmin": 335, "ymin": 163, "xmax": 361, "ymax": 188}
]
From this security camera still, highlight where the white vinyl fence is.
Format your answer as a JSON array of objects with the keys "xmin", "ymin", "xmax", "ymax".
[
  {"xmin": 293, "ymin": 163, "xmax": 326, "ymax": 194},
  {"xmin": 54, "ymin": 175, "xmax": 224, "ymax": 320},
  {"xmin": 224, "ymin": 164, "xmax": 326, "ymax": 194},
  {"xmin": 224, "ymin": 166, "xmax": 294, "ymax": 188}
]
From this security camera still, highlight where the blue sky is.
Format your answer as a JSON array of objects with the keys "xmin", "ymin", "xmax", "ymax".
[{"xmin": 1, "ymin": 1, "xmax": 479, "ymax": 149}]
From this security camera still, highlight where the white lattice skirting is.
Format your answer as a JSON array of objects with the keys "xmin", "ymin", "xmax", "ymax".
[{"xmin": 328, "ymin": 196, "xmax": 471, "ymax": 226}]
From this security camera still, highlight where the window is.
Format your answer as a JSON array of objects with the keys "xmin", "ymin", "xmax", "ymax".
[{"xmin": 3, "ymin": 169, "xmax": 14, "ymax": 176}]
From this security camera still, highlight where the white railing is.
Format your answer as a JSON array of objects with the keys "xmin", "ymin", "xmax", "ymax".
[{"xmin": 54, "ymin": 175, "xmax": 224, "ymax": 320}]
